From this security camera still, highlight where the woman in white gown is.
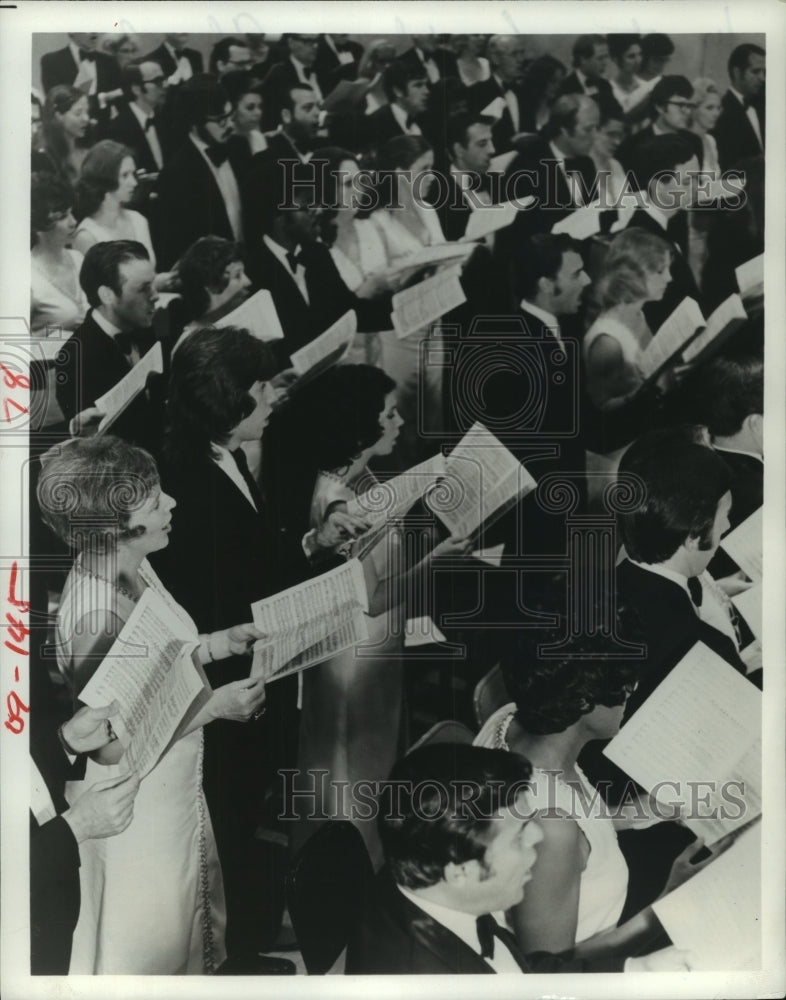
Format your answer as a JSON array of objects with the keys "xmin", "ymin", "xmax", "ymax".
[{"xmin": 38, "ymin": 436, "xmax": 265, "ymax": 974}]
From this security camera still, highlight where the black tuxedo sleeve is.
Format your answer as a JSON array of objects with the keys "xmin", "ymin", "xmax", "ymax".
[{"xmin": 30, "ymin": 814, "xmax": 81, "ymax": 974}]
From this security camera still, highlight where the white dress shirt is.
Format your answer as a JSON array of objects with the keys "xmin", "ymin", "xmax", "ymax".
[
  {"xmin": 189, "ymin": 135, "xmax": 243, "ymax": 242},
  {"xmin": 575, "ymin": 67, "xmax": 599, "ymax": 96},
  {"xmin": 263, "ymin": 235, "xmax": 309, "ymax": 304},
  {"xmin": 729, "ymin": 86, "xmax": 763, "ymax": 148},
  {"xmin": 415, "ymin": 47, "xmax": 440, "ymax": 85},
  {"xmin": 519, "ymin": 298, "xmax": 563, "ymax": 345},
  {"xmin": 129, "ymin": 101, "xmax": 163, "ymax": 169},
  {"xmin": 494, "ymin": 73, "xmax": 520, "ymax": 132},
  {"xmin": 548, "ymin": 140, "xmax": 585, "ymax": 207},
  {"xmin": 397, "ymin": 886, "xmax": 522, "ymax": 974},
  {"xmin": 69, "ymin": 40, "xmax": 97, "ymax": 95},
  {"xmin": 164, "ymin": 41, "xmax": 193, "ymax": 83},
  {"xmin": 212, "ymin": 444, "xmax": 257, "ymax": 511}
]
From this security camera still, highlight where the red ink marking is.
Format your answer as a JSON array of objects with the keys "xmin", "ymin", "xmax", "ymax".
[
  {"xmin": 0, "ymin": 362, "xmax": 30, "ymax": 390},
  {"xmin": 5, "ymin": 690, "xmax": 29, "ymax": 734},
  {"xmin": 14, "ymin": 667, "xmax": 19, "ymax": 682},
  {"xmin": 7, "ymin": 563, "xmax": 30, "ymax": 613},
  {"xmin": 4, "ymin": 641, "xmax": 27, "ymax": 657},
  {"xmin": 3, "ymin": 398, "xmax": 28, "ymax": 422},
  {"xmin": 6, "ymin": 612, "xmax": 30, "ymax": 645}
]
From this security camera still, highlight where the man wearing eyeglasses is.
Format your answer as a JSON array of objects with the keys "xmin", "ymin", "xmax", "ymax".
[
  {"xmin": 617, "ymin": 75, "xmax": 703, "ymax": 175},
  {"xmin": 210, "ymin": 36, "xmax": 254, "ymax": 78},
  {"xmin": 157, "ymin": 75, "xmax": 244, "ymax": 268},
  {"xmin": 106, "ymin": 62, "xmax": 170, "ymax": 174}
]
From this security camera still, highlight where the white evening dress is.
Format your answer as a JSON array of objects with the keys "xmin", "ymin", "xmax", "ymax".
[
  {"xmin": 56, "ymin": 557, "xmax": 226, "ymax": 974},
  {"xmin": 73, "ymin": 210, "xmax": 156, "ymax": 267}
]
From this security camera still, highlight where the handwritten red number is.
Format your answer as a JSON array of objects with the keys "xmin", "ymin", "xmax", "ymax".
[
  {"xmin": 0, "ymin": 363, "xmax": 30, "ymax": 390},
  {"xmin": 3, "ymin": 398, "xmax": 29, "ymax": 423},
  {"xmin": 5, "ymin": 691, "xmax": 30, "ymax": 734},
  {"xmin": 7, "ymin": 563, "xmax": 30, "ymax": 613},
  {"xmin": 5, "ymin": 612, "xmax": 30, "ymax": 645}
]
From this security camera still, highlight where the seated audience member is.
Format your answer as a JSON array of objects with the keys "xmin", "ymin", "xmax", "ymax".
[
  {"xmin": 209, "ymin": 35, "xmax": 254, "ymax": 78},
  {"xmin": 31, "ymin": 172, "xmax": 88, "ymax": 336},
  {"xmin": 55, "ymin": 240, "xmax": 164, "ymax": 452},
  {"xmin": 105, "ymin": 62, "xmax": 170, "ymax": 175},
  {"xmin": 314, "ymin": 33, "xmax": 364, "ymax": 96},
  {"xmin": 31, "ymin": 703, "xmax": 141, "ymax": 974},
  {"xmin": 32, "ymin": 86, "xmax": 91, "ymax": 183},
  {"xmin": 37, "ymin": 434, "xmax": 264, "ymax": 974},
  {"xmin": 221, "ymin": 71, "xmax": 268, "ymax": 181},
  {"xmin": 454, "ymin": 33, "xmax": 491, "ymax": 88},
  {"xmin": 157, "ymin": 75, "xmax": 244, "ymax": 268},
  {"xmin": 153, "ymin": 328, "xmax": 305, "ymax": 968},
  {"xmin": 608, "ymin": 34, "xmax": 650, "ymax": 115},
  {"xmin": 243, "ymin": 158, "xmax": 392, "ymax": 369},
  {"xmin": 559, "ymin": 34, "xmax": 614, "ymax": 101},
  {"xmin": 638, "ymin": 32, "xmax": 675, "ymax": 86},
  {"xmin": 590, "ymin": 96, "xmax": 628, "ymax": 204},
  {"xmin": 427, "ymin": 112, "xmax": 497, "ymax": 241},
  {"xmin": 101, "ymin": 33, "xmax": 141, "ymax": 71},
  {"xmin": 467, "ymin": 34, "xmax": 529, "ymax": 153},
  {"xmin": 518, "ymin": 54, "xmax": 566, "ymax": 133},
  {"xmin": 262, "ymin": 33, "xmax": 324, "ymax": 126},
  {"xmin": 616, "ymin": 76, "xmax": 704, "ymax": 172},
  {"xmin": 143, "ymin": 33, "xmax": 203, "ymax": 86},
  {"xmin": 365, "ymin": 59, "xmax": 430, "ymax": 147},
  {"xmin": 40, "ymin": 33, "xmax": 123, "ymax": 119},
  {"xmin": 712, "ymin": 43, "xmax": 765, "ymax": 170},
  {"xmin": 620, "ymin": 133, "xmax": 702, "ymax": 331},
  {"xmin": 358, "ymin": 39, "xmax": 398, "ymax": 115},
  {"xmin": 399, "ymin": 34, "xmax": 459, "ymax": 86},
  {"xmin": 171, "ymin": 236, "xmax": 252, "ymax": 353},
  {"xmin": 346, "ymin": 743, "xmax": 694, "ymax": 974}
]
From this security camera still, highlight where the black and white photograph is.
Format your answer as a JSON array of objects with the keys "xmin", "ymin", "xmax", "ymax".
[{"xmin": 1, "ymin": 2, "xmax": 784, "ymax": 998}]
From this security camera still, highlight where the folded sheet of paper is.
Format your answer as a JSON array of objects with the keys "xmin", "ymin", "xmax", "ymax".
[
  {"xmin": 639, "ymin": 297, "xmax": 704, "ymax": 381},
  {"xmin": 480, "ymin": 95, "xmax": 507, "ymax": 120},
  {"xmin": 652, "ymin": 825, "xmax": 761, "ymax": 970},
  {"xmin": 551, "ymin": 205, "xmax": 602, "ymax": 240},
  {"xmin": 392, "ymin": 265, "xmax": 466, "ymax": 339},
  {"xmin": 683, "ymin": 293, "xmax": 747, "ymax": 364},
  {"xmin": 78, "ymin": 587, "xmax": 210, "ymax": 778},
  {"xmin": 94, "ymin": 342, "xmax": 163, "ymax": 432},
  {"xmin": 215, "ymin": 289, "xmax": 285, "ymax": 342},
  {"xmin": 719, "ymin": 507, "xmax": 762, "ymax": 583},
  {"xmin": 473, "ymin": 543, "xmax": 505, "ymax": 567},
  {"xmin": 386, "ymin": 242, "xmax": 476, "ymax": 281},
  {"xmin": 732, "ymin": 583, "xmax": 762, "ymax": 642},
  {"xmin": 250, "ymin": 559, "xmax": 369, "ymax": 681},
  {"xmin": 321, "ymin": 76, "xmax": 370, "ymax": 112},
  {"xmin": 603, "ymin": 641, "xmax": 761, "ymax": 844},
  {"xmin": 460, "ymin": 199, "xmax": 530, "ymax": 242},
  {"xmin": 429, "ymin": 422, "xmax": 537, "ymax": 539},
  {"xmin": 735, "ymin": 254, "xmax": 763, "ymax": 299},
  {"xmin": 290, "ymin": 310, "xmax": 356, "ymax": 377}
]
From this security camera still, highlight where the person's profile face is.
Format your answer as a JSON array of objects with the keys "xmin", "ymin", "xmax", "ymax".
[
  {"xmin": 114, "ymin": 258, "xmax": 157, "ymax": 329},
  {"xmin": 125, "ymin": 488, "xmax": 176, "ymax": 555},
  {"xmin": 115, "ymin": 156, "xmax": 138, "ymax": 204},
  {"xmin": 739, "ymin": 53, "xmax": 765, "ymax": 97},
  {"xmin": 202, "ymin": 102, "xmax": 234, "ymax": 145},
  {"xmin": 221, "ymin": 45, "xmax": 252, "ymax": 75},
  {"xmin": 140, "ymin": 64, "xmax": 167, "ymax": 108},
  {"xmin": 233, "ymin": 380, "xmax": 276, "ymax": 441},
  {"xmin": 456, "ymin": 123, "xmax": 495, "ymax": 173},
  {"xmin": 620, "ymin": 44, "xmax": 642, "ymax": 74},
  {"xmin": 583, "ymin": 43, "xmax": 610, "ymax": 79},
  {"xmin": 215, "ymin": 260, "xmax": 251, "ymax": 310},
  {"xmin": 290, "ymin": 90, "xmax": 320, "ymax": 138},
  {"xmin": 287, "ymin": 197, "xmax": 320, "ymax": 244},
  {"xmin": 400, "ymin": 78, "xmax": 429, "ymax": 115},
  {"xmin": 643, "ymin": 254, "xmax": 672, "ymax": 302},
  {"xmin": 693, "ymin": 93, "xmax": 722, "ymax": 132},
  {"xmin": 370, "ymin": 391, "xmax": 404, "ymax": 457},
  {"xmin": 44, "ymin": 207, "xmax": 77, "ymax": 246},
  {"xmin": 290, "ymin": 34, "xmax": 319, "ymax": 68},
  {"xmin": 58, "ymin": 96, "xmax": 90, "ymax": 139},
  {"xmin": 565, "ymin": 103, "xmax": 599, "ymax": 155},
  {"xmin": 468, "ymin": 798, "xmax": 543, "ymax": 913},
  {"xmin": 553, "ymin": 250, "xmax": 591, "ymax": 315},
  {"xmin": 234, "ymin": 92, "xmax": 263, "ymax": 132},
  {"xmin": 659, "ymin": 93, "xmax": 694, "ymax": 131},
  {"xmin": 335, "ymin": 158, "xmax": 361, "ymax": 212},
  {"xmin": 594, "ymin": 118, "xmax": 624, "ymax": 159}
]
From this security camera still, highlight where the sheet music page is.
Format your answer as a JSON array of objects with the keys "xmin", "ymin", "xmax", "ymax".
[
  {"xmin": 480, "ymin": 95, "xmax": 508, "ymax": 119},
  {"xmin": 321, "ymin": 76, "xmax": 370, "ymax": 112},
  {"xmin": 430, "ymin": 422, "xmax": 537, "ymax": 537},
  {"xmin": 78, "ymin": 588, "xmax": 207, "ymax": 778},
  {"xmin": 732, "ymin": 583, "xmax": 762, "ymax": 641},
  {"xmin": 250, "ymin": 560, "xmax": 369, "ymax": 679},
  {"xmin": 735, "ymin": 253, "xmax": 764, "ymax": 297},
  {"xmin": 215, "ymin": 288, "xmax": 285, "ymax": 342},
  {"xmin": 461, "ymin": 200, "xmax": 528, "ymax": 242},
  {"xmin": 720, "ymin": 508, "xmax": 763, "ymax": 582},
  {"xmin": 392, "ymin": 265, "xmax": 467, "ymax": 339},
  {"xmin": 551, "ymin": 205, "xmax": 602, "ymax": 240},
  {"xmin": 651, "ymin": 826, "xmax": 761, "ymax": 970},
  {"xmin": 94, "ymin": 342, "xmax": 163, "ymax": 431},
  {"xmin": 290, "ymin": 310, "xmax": 357, "ymax": 375},
  {"xmin": 603, "ymin": 642, "xmax": 761, "ymax": 843},
  {"xmin": 386, "ymin": 242, "xmax": 476, "ymax": 279},
  {"xmin": 683, "ymin": 294, "xmax": 747, "ymax": 363},
  {"xmin": 488, "ymin": 150, "xmax": 518, "ymax": 174},
  {"xmin": 258, "ymin": 606, "xmax": 369, "ymax": 682},
  {"xmin": 346, "ymin": 453, "xmax": 446, "ymax": 531},
  {"xmin": 640, "ymin": 297, "xmax": 705, "ymax": 380}
]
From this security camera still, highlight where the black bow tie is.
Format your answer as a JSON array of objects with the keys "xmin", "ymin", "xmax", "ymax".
[
  {"xmin": 475, "ymin": 913, "xmax": 526, "ymax": 966},
  {"xmin": 285, "ymin": 250, "xmax": 304, "ymax": 273},
  {"xmin": 742, "ymin": 95, "xmax": 756, "ymax": 111},
  {"xmin": 687, "ymin": 576, "xmax": 703, "ymax": 609},
  {"xmin": 79, "ymin": 49, "xmax": 96, "ymax": 63},
  {"xmin": 206, "ymin": 143, "xmax": 229, "ymax": 167},
  {"xmin": 174, "ymin": 48, "xmax": 186, "ymax": 59},
  {"xmin": 144, "ymin": 116, "xmax": 156, "ymax": 131},
  {"xmin": 404, "ymin": 115, "xmax": 416, "ymax": 130}
]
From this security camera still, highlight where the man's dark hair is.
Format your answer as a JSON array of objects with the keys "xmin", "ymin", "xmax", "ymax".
[
  {"xmin": 209, "ymin": 36, "xmax": 247, "ymax": 74},
  {"xmin": 684, "ymin": 352, "xmax": 763, "ymax": 438},
  {"xmin": 651, "ymin": 74, "xmax": 693, "ymax": 112},
  {"xmin": 630, "ymin": 133, "xmax": 695, "ymax": 192},
  {"xmin": 165, "ymin": 326, "xmax": 276, "ymax": 465},
  {"xmin": 541, "ymin": 92, "xmax": 587, "ymax": 140},
  {"xmin": 79, "ymin": 240, "xmax": 149, "ymax": 307},
  {"xmin": 246, "ymin": 158, "xmax": 322, "ymax": 235},
  {"xmin": 120, "ymin": 64, "xmax": 143, "ymax": 101},
  {"xmin": 383, "ymin": 59, "xmax": 427, "ymax": 103},
  {"xmin": 445, "ymin": 112, "xmax": 495, "ymax": 158},
  {"xmin": 618, "ymin": 432, "xmax": 732, "ymax": 563},
  {"xmin": 379, "ymin": 744, "xmax": 532, "ymax": 890},
  {"xmin": 517, "ymin": 233, "xmax": 582, "ymax": 301},
  {"xmin": 641, "ymin": 33, "xmax": 675, "ymax": 64},
  {"xmin": 175, "ymin": 236, "xmax": 245, "ymax": 320},
  {"xmin": 607, "ymin": 34, "xmax": 642, "ymax": 63},
  {"xmin": 270, "ymin": 82, "xmax": 316, "ymax": 126},
  {"xmin": 572, "ymin": 34, "xmax": 607, "ymax": 68},
  {"xmin": 176, "ymin": 74, "xmax": 231, "ymax": 129},
  {"xmin": 728, "ymin": 43, "xmax": 765, "ymax": 79}
]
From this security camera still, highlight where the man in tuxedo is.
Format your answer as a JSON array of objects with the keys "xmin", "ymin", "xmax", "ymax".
[
  {"xmin": 209, "ymin": 36, "xmax": 254, "ymax": 78},
  {"xmin": 622, "ymin": 133, "xmax": 702, "ymax": 330},
  {"xmin": 40, "ymin": 33, "xmax": 122, "ymax": 117},
  {"xmin": 156, "ymin": 75, "xmax": 244, "ymax": 268},
  {"xmin": 467, "ymin": 34, "xmax": 528, "ymax": 154},
  {"xmin": 55, "ymin": 241, "xmax": 163, "ymax": 453},
  {"xmin": 364, "ymin": 59, "xmax": 430, "ymax": 147},
  {"xmin": 617, "ymin": 75, "xmax": 704, "ymax": 173},
  {"xmin": 106, "ymin": 62, "xmax": 169, "ymax": 174},
  {"xmin": 505, "ymin": 94, "xmax": 600, "ymax": 236},
  {"xmin": 712, "ymin": 43, "xmax": 766, "ymax": 170},
  {"xmin": 427, "ymin": 112, "xmax": 497, "ymax": 241},
  {"xmin": 346, "ymin": 743, "xmax": 692, "ymax": 974},
  {"xmin": 560, "ymin": 34, "xmax": 614, "ymax": 101},
  {"xmin": 143, "ymin": 33, "xmax": 203, "ymax": 86},
  {"xmin": 262, "ymin": 33, "xmax": 324, "ymax": 127},
  {"xmin": 314, "ymin": 33, "xmax": 364, "ymax": 96},
  {"xmin": 243, "ymin": 160, "xmax": 391, "ymax": 369},
  {"xmin": 398, "ymin": 34, "xmax": 459, "ymax": 86}
]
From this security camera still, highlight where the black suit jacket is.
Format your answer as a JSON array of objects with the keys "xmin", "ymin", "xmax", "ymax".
[
  {"xmin": 426, "ymin": 170, "xmax": 474, "ymax": 241},
  {"xmin": 142, "ymin": 42, "xmax": 203, "ymax": 80},
  {"xmin": 707, "ymin": 449, "xmax": 763, "ymax": 579},
  {"xmin": 346, "ymin": 869, "xmax": 625, "ymax": 974},
  {"xmin": 104, "ymin": 102, "xmax": 167, "ymax": 174},
  {"xmin": 398, "ymin": 46, "xmax": 460, "ymax": 86},
  {"xmin": 617, "ymin": 124, "xmax": 704, "ymax": 175},
  {"xmin": 40, "ymin": 45, "xmax": 122, "ymax": 100},
  {"xmin": 712, "ymin": 90, "xmax": 765, "ymax": 170},
  {"xmin": 466, "ymin": 77, "xmax": 524, "ymax": 153},
  {"xmin": 244, "ymin": 237, "xmax": 391, "ymax": 368},
  {"xmin": 156, "ymin": 138, "xmax": 240, "ymax": 268},
  {"xmin": 314, "ymin": 36, "xmax": 363, "ymax": 96},
  {"xmin": 559, "ymin": 71, "xmax": 614, "ymax": 102},
  {"xmin": 55, "ymin": 311, "xmax": 164, "ymax": 453},
  {"xmin": 363, "ymin": 103, "xmax": 422, "ymax": 148}
]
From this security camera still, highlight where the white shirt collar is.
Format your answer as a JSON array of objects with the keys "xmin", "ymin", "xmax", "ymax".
[
  {"xmin": 68, "ymin": 40, "xmax": 84, "ymax": 64},
  {"xmin": 729, "ymin": 86, "xmax": 748, "ymax": 107},
  {"xmin": 263, "ymin": 234, "xmax": 299, "ymax": 269},
  {"xmin": 548, "ymin": 140, "xmax": 566, "ymax": 165},
  {"xmin": 576, "ymin": 68, "xmax": 594, "ymax": 92},
  {"xmin": 164, "ymin": 41, "xmax": 178, "ymax": 59},
  {"xmin": 291, "ymin": 54, "xmax": 314, "ymax": 81},
  {"xmin": 519, "ymin": 299, "xmax": 562, "ymax": 342},
  {"xmin": 211, "ymin": 444, "xmax": 257, "ymax": 511},
  {"xmin": 713, "ymin": 444, "xmax": 763, "ymax": 464},
  {"xmin": 91, "ymin": 308, "xmax": 122, "ymax": 339},
  {"xmin": 493, "ymin": 73, "xmax": 509, "ymax": 93},
  {"xmin": 129, "ymin": 100, "xmax": 154, "ymax": 129}
]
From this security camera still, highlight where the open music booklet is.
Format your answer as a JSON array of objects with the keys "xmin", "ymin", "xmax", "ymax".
[
  {"xmin": 215, "ymin": 288, "xmax": 285, "ymax": 343},
  {"xmin": 290, "ymin": 310, "xmax": 357, "ymax": 382},
  {"xmin": 94, "ymin": 341, "xmax": 163, "ymax": 433}
]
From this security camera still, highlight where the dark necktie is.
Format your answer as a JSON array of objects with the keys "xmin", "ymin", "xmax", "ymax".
[
  {"xmin": 285, "ymin": 250, "xmax": 303, "ymax": 274},
  {"xmin": 79, "ymin": 49, "xmax": 96, "ymax": 63},
  {"xmin": 687, "ymin": 576, "xmax": 703, "ymax": 609},
  {"xmin": 475, "ymin": 914, "xmax": 528, "ymax": 971},
  {"xmin": 231, "ymin": 447, "xmax": 264, "ymax": 508},
  {"xmin": 144, "ymin": 116, "xmax": 156, "ymax": 131},
  {"xmin": 206, "ymin": 143, "xmax": 229, "ymax": 168}
]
